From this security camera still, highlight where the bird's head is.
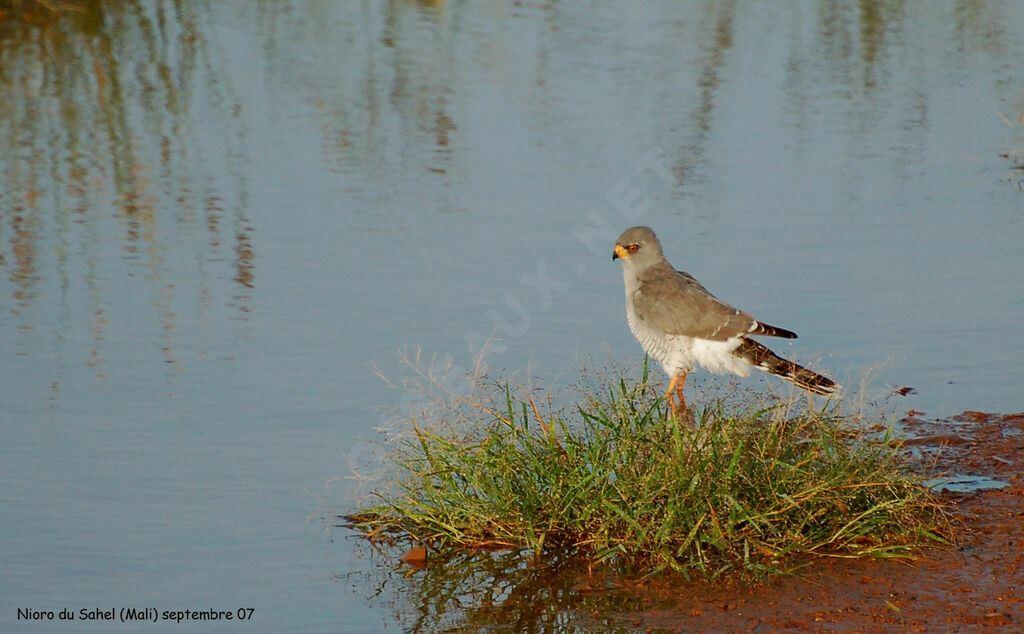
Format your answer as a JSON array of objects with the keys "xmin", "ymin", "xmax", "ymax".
[{"xmin": 613, "ymin": 226, "xmax": 663, "ymax": 267}]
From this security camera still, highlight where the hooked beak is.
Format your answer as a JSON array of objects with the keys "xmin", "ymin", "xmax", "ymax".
[{"xmin": 612, "ymin": 244, "xmax": 629, "ymax": 261}]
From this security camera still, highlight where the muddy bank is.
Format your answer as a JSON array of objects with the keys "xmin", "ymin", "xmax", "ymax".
[{"xmin": 597, "ymin": 412, "xmax": 1024, "ymax": 632}]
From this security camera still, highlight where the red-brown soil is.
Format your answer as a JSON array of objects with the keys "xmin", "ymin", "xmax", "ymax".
[{"xmin": 604, "ymin": 412, "xmax": 1024, "ymax": 632}]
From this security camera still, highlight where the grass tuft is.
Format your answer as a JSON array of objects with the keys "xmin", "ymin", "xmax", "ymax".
[{"xmin": 347, "ymin": 362, "xmax": 950, "ymax": 578}]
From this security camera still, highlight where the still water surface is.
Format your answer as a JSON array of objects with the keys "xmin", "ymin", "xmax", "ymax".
[{"xmin": 2, "ymin": 1, "xmax": 1022, "ymax": 631}]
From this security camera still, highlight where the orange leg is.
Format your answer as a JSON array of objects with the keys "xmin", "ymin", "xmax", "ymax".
[
  {"xmin": 674, "ymin": 371, "xmax": 689, "ymax": 417},
  {"xmin": 663, "ymin": 374, "xmax": 679, "ymax": 413},
  {"xmin": 663, "ymin": 371, "xmax": 689, "ymax": 418}
]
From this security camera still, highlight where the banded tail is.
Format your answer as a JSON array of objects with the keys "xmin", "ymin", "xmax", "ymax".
[
  {"xmin": 732, "ymin": 339, "xmax": 838, "ymax": 396},
  {"xmin": 749, "ymin": 320, "xmax": 798, "ymax": 339}
]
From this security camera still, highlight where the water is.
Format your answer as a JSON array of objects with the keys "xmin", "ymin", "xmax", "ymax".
[
  {"xmin": 1, "ymin": 1, "xmax": 1022, "ymax": 631},
  {"xmin": 925, "ymin": 475, "xmax": 1011, "ymax": 494}
]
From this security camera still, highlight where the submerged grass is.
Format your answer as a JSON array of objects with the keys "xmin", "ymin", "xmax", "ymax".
[{"xmin": 348, "ymin": 362, "xmax": 949, "ymax": 578}]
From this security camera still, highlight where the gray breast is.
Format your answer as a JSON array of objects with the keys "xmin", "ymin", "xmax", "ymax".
[{"xmin": 626, "ymin": 296, "xmax": 694, "ymax": 374}]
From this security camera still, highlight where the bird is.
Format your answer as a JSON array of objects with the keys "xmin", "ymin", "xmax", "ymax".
[{"xmin": 612, "ymin": 226, "xmax": 838, "ymax": 417}]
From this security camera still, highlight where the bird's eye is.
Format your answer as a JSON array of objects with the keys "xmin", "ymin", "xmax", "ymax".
[{"xmin": 627, "ymin": 244, "xmax": 639, "ymax": 253}]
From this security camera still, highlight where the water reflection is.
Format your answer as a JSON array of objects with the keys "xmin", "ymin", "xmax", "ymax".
[
  {"xmin": 1002, "ymin": 109, "xmax": 1024, "ymax": 190},
  {"xmin": 782, "ymin": 0, "xmax": 1022, "ymax": 196},
  {"xmin": 250, "ymin": 0, "xmax": 1024, "ymax": 221},
  {"xmin": 346, "ymin": 541, "xmax": 660, "ymax": 633},
  {"xmin": 251, "ymin": 0, "xmax": 463, "ymax": 214},
  {"xmin": 0, "ymin": 1, "xmax": 253, "ymax": 380}
]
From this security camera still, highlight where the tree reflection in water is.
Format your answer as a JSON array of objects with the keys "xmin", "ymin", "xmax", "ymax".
[{"xmin": 0, "ymin": 1, "xmax": 253, "ymax": 379}]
